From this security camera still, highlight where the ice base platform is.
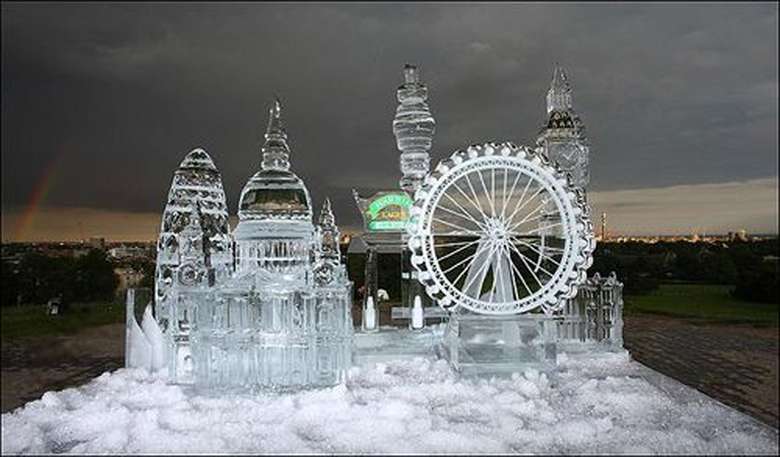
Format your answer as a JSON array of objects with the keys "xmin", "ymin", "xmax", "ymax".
[
  {"xmin": 352, "ymin": 325, "xmax": 444, "ymax": 366},
  {"xmin": 440, "ymin": 313, "xmax": 559, "ymax": 377}
]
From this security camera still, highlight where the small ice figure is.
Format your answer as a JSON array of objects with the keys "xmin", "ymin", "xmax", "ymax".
[
  {"xmin": 377, "ymin": 289, "xmax": 389, "ymax": 302},
  {"xmin": 363, "ymin": 296, "xmax": 378, "ymax": 332},
  {"xmin": 410, "ymin": 295, "xmax": 424, "ymax": 330}
]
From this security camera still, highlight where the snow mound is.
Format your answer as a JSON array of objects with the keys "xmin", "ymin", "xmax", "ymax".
[{"xmin": 2, "ymin": 356, "xmax": 777, "ymax": 454}]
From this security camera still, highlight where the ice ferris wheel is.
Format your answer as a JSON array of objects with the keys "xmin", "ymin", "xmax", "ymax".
[{"xmin": 407, "ymin": 142, "xmax": 595, "ymax": 315}]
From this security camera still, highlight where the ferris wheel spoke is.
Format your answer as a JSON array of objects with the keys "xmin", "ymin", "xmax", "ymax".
[
  {"xmin": 506, "ymin": 200, "xmax": 547, "ymax": 233},
  {"xmin": 434, "ymin": 239, "xmax": 481, "ymax": 248},
  {"xmin": 435, "ymin": 238, "xmax": 482, "ymax": 263},
  {"xmin": 452, "ymin": 181, "xmax": 491, "ymax": 223},
  {"xmin": 522, "ymin": 222, "xmax": 563, "ymax": 236},
  {"xmin": 442, "ymin": 240, "xmax": 488, "ymax": 276},
  {"xmin": 505, "ymin": 185, "xmax": 543, "ymax": 228},
  {"xmin": 506, "ymin": 217, "xmax": 549, "ymax": 237},
  {"xmin": 500, "ymin": 170, "xmax": 524, "ymax": 220},
  {"xmin": 450, "ymin": 241, "xmax": 489, "ymax": 289},
  {"xmin": 501, "ymin": 168, "xmax": 508, "ymax": 220},
  {"xmin": 475, "ymin": 168, "xmax": 496, "ymax": 217},
  {"xmin": 463, "ymin": 171, "xmax": 492, "ymax": 222},
  {"xmin": 491, "ymin": 168, "xmax": 497, "ymax": 218},
  {"xmin": 436, "ymin": 204, "xmax": 483, "ymax": 231},
  {"xmin": 510, "ymin": 236, "xmax": 562, "ymax": 267},
  {"xmin": 441, "ymin": 193, "xmax": 487, "ymax": 229},
  {"xmin": 505, "ymin": 244, "xmax": 533, "ymax": 297},
  {"xmin": 507, "ymin": 241, "xmax": 556, "ymax": 279},
  {"xmin": 436, "ymin": 231, "xmax": 485, "ymax": 237},
  {"xmin": 507, "ymin": 242, "xmax": 545, "ymax": 288},
  {"xmin": 432, "ymin": 217, "xmax": 482, "ymax": 237}
]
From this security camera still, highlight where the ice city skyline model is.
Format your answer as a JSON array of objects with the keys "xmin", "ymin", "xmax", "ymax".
[{"xmin": 126, "ymin": 63, "xmax": 623, "ymax": 390}]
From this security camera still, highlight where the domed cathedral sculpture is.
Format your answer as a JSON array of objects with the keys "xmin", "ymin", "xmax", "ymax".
[
  {"xmin": 149, "ymin": 100, "xmax": 353, "ymax": 389},
  {"xmin": 233, "ymin": 99, "xmax": 315, "ymax": 280}
]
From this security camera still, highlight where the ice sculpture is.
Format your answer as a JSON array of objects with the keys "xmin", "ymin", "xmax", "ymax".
[
  {"xmin": 125, "ymin": 289, "xmax": 152, "ymax": 370},
  {"xmin": 125, "ymin": 290, "xmax": 166, "ymax": 372},
  {"xmin": 186, "ymin": 99, "xmax": 353, "ymax": 390},
  {"xmin": 407, "ymin": 142, "xmax": 595, "ymax": 374},
  {"xmin": 153, "ymin": 147, "xmax": 231, "ymax": 382},
  {"xmin": 362, "ymin": 296, "xmax": 378, "ymax": 332},
  {"xmin": 141, "ymin": 304, "xmax": 166, "ymax": 371},
  {"xmin": 233, "ymin": 99, "xmax": 313, "ymax": 279},
  {"xmin": 536, "ymin": 66, "xmax": 590, "ymax": 191},
  {"xmin": 556, "ymin": 272, "xmax": 624, "ymax": 352},
  {"xmin": 394, "ymin": 64, "xmax": 436, "ymax": 194}
]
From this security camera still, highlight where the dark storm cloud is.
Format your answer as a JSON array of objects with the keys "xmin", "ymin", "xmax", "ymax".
[{"xmin": 2, "ymin": 3, "xmax": 777, "ymax": 233}]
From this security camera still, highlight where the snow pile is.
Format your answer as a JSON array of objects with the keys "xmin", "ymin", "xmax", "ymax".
[{"xmin": 2, "ymin": 354, "xmax": 778, "ymax": 454}]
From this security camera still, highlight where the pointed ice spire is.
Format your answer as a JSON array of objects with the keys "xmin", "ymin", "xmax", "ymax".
[
  {"xmin": 260, "ymin": 97, "xmax": 291, "ymax": 172},
  {"xmin": 318, "ymin": 198, "xmax": 340, "ymax": 261},
  {"xmin": 546, "ymin": 65, "xmax": 573, "ymax": 115},
  {"xmin": 319, "ymin": 198, "xmax": 336, "ymax": 227}
]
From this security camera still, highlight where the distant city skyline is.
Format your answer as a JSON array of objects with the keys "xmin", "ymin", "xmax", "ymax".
[
  {"xmin": 2, "ymin": 176, "xmax": 777, "ymax": 243},
  {"xmin": 2, "ymin": 4, "xmax": 778, "ymax": 242}
]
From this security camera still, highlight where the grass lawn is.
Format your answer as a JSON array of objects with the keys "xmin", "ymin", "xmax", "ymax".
[
  {"xmin": 625, "ymin": 283, "xmax": 779, "ymax": 325},
  {"xmin": 1, "ymin": 302, "xmax": 126, "ymax": 340}
]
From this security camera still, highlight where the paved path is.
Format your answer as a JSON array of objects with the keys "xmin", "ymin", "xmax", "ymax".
[
  {"xmin": 1, "ymin": 323, "xmax": 124, "ymax": 413},
  {"xmin": 624, "ymin": 313, "xmax": 779, "ymax": 429}
]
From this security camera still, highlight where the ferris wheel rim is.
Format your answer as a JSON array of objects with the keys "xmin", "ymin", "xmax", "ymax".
[{"xmin": 407, "ymin": 141, "xmax": 594, "ymax": 316}]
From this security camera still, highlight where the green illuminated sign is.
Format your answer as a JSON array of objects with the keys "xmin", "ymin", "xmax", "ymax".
[{"xmin": 364, "ymin": 192, "xmax": 413, "ymax": 232}]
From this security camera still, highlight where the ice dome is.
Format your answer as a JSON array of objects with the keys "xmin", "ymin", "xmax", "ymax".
[
  {"xmin": 233, "ymin": 99, "xmax": 315, "ymax": 276},
  {"xmin": 178, "ymin": 147, "xmax": 218, "ymax": 171},
  {"xmin": 237, "ymin": 99, "xmax": 313, "ymax": 222},
  {"xmin": 163, "ymin": 147, "xmax": 229, "ymax": 234}
]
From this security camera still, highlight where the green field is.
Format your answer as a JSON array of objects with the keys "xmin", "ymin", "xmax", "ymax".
[
  {"xmin": 1, "ymin": 302, "xmax": 126, "ymax": 340},
  {"xmin": 625, "ymin": 283, "xmax": 779, "ymax": 325}
]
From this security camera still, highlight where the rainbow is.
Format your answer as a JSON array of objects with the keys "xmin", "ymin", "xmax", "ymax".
[{"xmin": 13, "ymin": 151, "xmax": 66, "ymax": 241}]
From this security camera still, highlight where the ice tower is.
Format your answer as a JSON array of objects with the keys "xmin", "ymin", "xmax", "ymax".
[
  {"xmin": 154, "ymin": 147, "xmax": 231, "ymax": 382},
  {"xmin": 394, "ymin": 64, "xmax": 436, "ymax": 194},
  {"xmin": 536, "ymin": 66, "xmax": 590, "ymax": 191}
]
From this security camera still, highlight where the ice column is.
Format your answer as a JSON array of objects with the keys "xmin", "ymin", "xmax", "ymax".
[{"xmin": 394, "ymin": 64, "xmax": 436, "ymax": 194}]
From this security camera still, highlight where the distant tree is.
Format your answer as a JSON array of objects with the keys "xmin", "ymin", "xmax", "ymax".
[
  {"xmin": 73, "ymin": 249, "xmax": 119, "ymax": 302},
  {"xmin": 1, "ymin": 262, "xmax": 20, "ymax": 307},
  {"xmin": 733, "ymin": 261, "xmax": 779, "ymax": 304},
  {"xmin": 15, "ymin": 252, "xmax": 73, "ymax": 305}
]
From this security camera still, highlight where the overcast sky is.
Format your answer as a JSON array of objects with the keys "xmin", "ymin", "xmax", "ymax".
[{"xmin": 2, "ymin": 3, "xmax": 778, "ymax": 241}]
